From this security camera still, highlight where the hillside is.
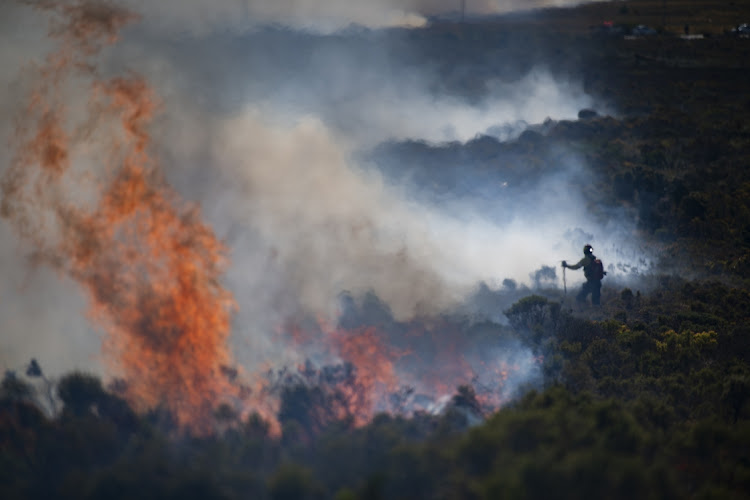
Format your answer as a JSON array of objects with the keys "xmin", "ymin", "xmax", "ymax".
[{"xmin": 3, "ymin": 1, "xmax": 750, "ymax": 499}]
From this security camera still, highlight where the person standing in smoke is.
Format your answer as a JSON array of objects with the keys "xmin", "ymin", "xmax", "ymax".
[{"xmin": 562, "ymin": 244, "xmax": 606, "ymax": 306}]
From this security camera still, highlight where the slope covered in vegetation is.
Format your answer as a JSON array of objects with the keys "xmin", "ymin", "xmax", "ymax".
[{"xmin": 3, "ymin": 1, "xmax": 750, "ymax": 499}]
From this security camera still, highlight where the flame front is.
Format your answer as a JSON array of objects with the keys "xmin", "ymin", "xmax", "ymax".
[
  {"xmin": 279, "ymin": 317, "xmax": 525, "ymax": 426},
  {"xmin": 1, "ymin": 1, "xmax": 237, "ymax": 433}
]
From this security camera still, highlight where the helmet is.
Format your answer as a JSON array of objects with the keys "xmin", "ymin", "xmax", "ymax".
[{"xmin": 583, "ymin": 244, "xmax": 593, "ymax": 255}]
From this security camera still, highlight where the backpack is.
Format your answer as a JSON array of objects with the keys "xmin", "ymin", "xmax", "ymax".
[{"xmin": 589, "ymin": 257, "xmax": 606, "ymax": 280}]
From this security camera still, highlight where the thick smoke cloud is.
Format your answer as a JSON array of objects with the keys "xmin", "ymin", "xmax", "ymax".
[{"xmin": 0, "ymin": 0, "xmax": 649, "ymax": 413}]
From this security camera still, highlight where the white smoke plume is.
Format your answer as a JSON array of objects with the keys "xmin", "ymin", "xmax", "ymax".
[{"xmin": 0, "ymin": 0, "xmax": 649, "ymax": 390}]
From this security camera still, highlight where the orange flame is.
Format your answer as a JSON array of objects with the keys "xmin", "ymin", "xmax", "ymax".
[
  {"xmin": 330, "ymin": 327, "xmax": 401, "ymax": 425},
  {"xmin": 281, "ymin": 317, "xmax": 524, "ymax": 425},
  {"xmin": 1, "ymin": 1, "xmax": 240, "ymax": 433}
]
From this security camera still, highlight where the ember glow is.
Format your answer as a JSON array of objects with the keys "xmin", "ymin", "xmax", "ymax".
[{"xmin": 275, "ymin": 314, "xmax": 539, "ymax": 425}]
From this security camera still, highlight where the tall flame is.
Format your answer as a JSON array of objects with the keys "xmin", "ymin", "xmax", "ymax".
[{"xmin": 2, "ymin": 1, "xmax": 237, "ymax": 433}]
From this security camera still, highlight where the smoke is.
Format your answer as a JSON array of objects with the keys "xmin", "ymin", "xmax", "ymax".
[
  {"xmin": 115, "ymin": 0, "xmax": 603, "ymax": 34},
  {"xmin": 0, "ymin": 0, "xmax": 107, "ymax": 379},
  {"xmin": 0, "ymin": 0, "xmax": 651, "ymax": 430},
  {"xmin": 114, "ymin": 22, "xmax": 597, "ymax": 149},
  {"xmin": 218, "ymin": 110, "xmax": 478, "ymax": 319},
  {"xmin": 269, "ymin": 67, "xmax": 595, "ymax": 148}
]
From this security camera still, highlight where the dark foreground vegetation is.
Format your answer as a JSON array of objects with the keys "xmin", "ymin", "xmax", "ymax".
[
  {"xmin": 3, "ymin": 1, "xmax": 750, "ymax": 499},
  {"xmin": 3, "ymin": 278, "xmax": 750, "ymax": 499}
]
